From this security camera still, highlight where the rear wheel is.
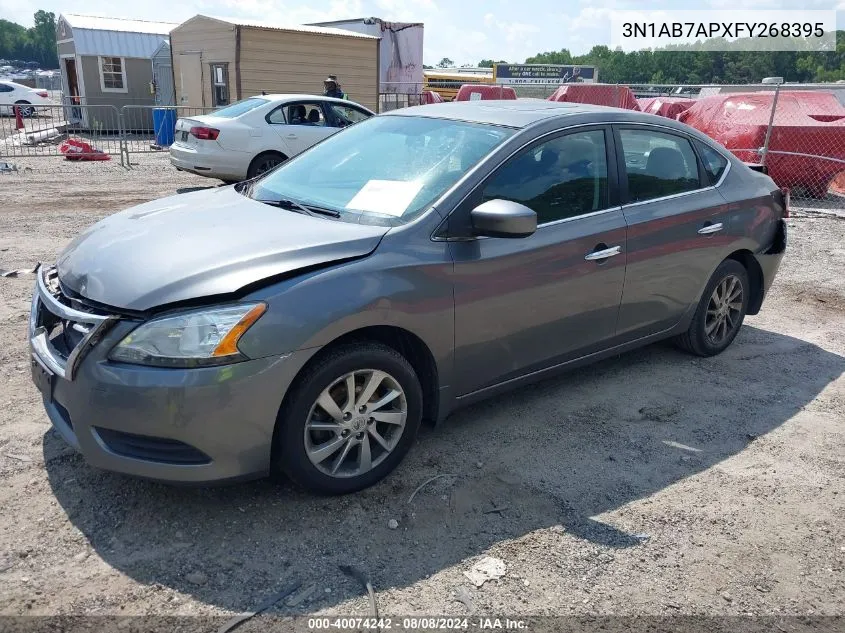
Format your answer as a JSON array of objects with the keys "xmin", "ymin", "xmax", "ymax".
[
  {"xmin": 675, "ymin": 259, "xmax": 749, "ymax": 357},
  {"xmin": 247, "ymin": 151, "xmax": 287, "ymax": 179},
  {"xmin": 14, "ymin": 101, "xmax": 33, "ymax": 117},
  {"xmin": 275, "ymin": 343, "xmax": 422, "ymax": 495}
]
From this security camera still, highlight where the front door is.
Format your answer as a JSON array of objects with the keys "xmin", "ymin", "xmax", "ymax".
[
  {"xmin": 450, "ymin": 126, "xmax": 627, "ymax": 397},
  {"xmin": 613, "ymin": 125, "xmax": 732, "ymax": 339},
  {"xmin": 65, "ymin": 58, "xmax": 79, "ymax": 103},
  {"xmin": 178, "ymin": 53, "xmax": 203, "ymax": 107},
  {"xmin": 155, "ymin": 63, "xmax": 175, "ymax": 106},
  {"xmin": 270, "ymin": 101, "xmax": 336, "ymax": 156}
]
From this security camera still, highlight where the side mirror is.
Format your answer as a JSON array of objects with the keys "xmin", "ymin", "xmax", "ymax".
[{"xmin": 470, "ymin": 199, "xmax": 537, "ymax": 238}]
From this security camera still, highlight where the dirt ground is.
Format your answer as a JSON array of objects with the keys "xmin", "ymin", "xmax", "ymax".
[{"xmin": 0, "ymin": 155, "xmax": 843, "ymax": 627}]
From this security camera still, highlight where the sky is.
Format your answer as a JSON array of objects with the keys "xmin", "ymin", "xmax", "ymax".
[{"xmin": 1, "ymin": 0, "xmax": 843, "ymax": 65}]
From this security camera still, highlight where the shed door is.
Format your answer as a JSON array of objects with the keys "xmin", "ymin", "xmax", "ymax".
[
  {"xmin": 154, "ymin": 63, "xmax": 175, "ymax": 106},
  {"xmin": 178, "ymin": 53, "xmax": 203, "ymax": 107}
]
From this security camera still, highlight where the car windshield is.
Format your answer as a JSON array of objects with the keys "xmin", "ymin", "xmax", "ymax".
[
  {"xmin": 248, "ymin": 115, "xmax": 514, "ymax": 224},
  {"xmin": 210, "ymin": 98, "xmax": 269, "ymax": 118}
]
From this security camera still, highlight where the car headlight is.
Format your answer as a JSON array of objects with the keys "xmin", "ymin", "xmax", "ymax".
[{"xmin": 109, "ymin": 303, "xmax": 266, "ymax": 368}]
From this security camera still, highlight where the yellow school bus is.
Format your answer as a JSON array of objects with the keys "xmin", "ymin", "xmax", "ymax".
[{"xmin": 422, "ymin": 69, "xmax": 494, "ymax": 101}]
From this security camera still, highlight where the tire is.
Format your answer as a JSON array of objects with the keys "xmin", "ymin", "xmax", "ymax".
[
  {"xmin": 275, "ymin": 343, "xmax": 423, "ymax": 495},
  {"xmin": 247, "ymin": 151, "xmax": 287, "ymax": 179},
  {"xmin": 675, "ymin": 259, "xmax": 750, "ymax": 357},
  {"xmin": 14, "ymin": 101, "xmax": 33, "ymax": 117}
]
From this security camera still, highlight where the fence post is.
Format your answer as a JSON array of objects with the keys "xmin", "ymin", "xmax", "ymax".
[
  {"xmin": 119, "ymin": 107, "xmax": 128, "ymax": 168},
  {"xmin": 760, "ymin": 83, "xmax": 780, "ymax": 167}
]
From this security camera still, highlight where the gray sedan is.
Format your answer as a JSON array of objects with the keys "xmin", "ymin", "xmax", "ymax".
[{"xmin": 29, "ymin": 100, "xmax": 787, "ymax": 493}]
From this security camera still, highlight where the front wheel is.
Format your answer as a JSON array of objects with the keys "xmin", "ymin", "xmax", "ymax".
[
  {"xmin": 675, "ymin": 259, "xmax": 749, "ymax": 357},
  {"xmin": 275, "ymin": 343, "xmax": 423, "ymax": 494}
]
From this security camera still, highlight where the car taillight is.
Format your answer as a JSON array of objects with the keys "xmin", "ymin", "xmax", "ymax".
[
  {"xmin": 190, "ymin": 126, "xmax": 220, "ymax": 140},
  {"xmin": 36, "ymin": 91, "xmax": 48, "ymax": 98}
]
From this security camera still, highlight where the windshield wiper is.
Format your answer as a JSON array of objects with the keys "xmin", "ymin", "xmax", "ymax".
[{"xmin": 256, "ymin": 197, "xmax": 341, "ymax": 219}]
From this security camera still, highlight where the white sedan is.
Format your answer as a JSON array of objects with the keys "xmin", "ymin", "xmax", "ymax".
[
  {"xmin": 170, "ymin": 94, "xmax": 374, "ymax": 182},
  {"xmin": 0, "ymin": 81, "xmax": 53, "ymax": 116}
]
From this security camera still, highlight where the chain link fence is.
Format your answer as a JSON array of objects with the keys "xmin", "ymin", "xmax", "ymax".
[
  {"xmin": 0, "ymin": 103, "xmax": 124, "ymax": 162},
  {"xmin": 0, "ymin": 103, "xmax": 218, "ymax": 166},
  {"xmin": 3, "ymin": 83, "xmax": 844, "ymax": 208}
]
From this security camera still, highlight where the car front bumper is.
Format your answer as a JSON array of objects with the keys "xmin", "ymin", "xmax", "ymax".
[{"xmin": 28, "ymin": 267, "xmax": 313, "ymax": 483}]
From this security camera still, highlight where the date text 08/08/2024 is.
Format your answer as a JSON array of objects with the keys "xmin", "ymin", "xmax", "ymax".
[{"xmin": 307, "ymin": 617, "xmax": 529, "ymax": 630}]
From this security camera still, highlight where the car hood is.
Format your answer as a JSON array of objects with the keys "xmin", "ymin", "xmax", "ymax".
[{"xmin": 56, "ymin": 186, "xmax": 389, "ymax": 311}]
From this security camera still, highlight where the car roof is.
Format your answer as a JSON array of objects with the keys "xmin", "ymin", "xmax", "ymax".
[
  {"xmin": 384, "ymin": 99, "xmax": 684, "ymax": 129},
  {"xmin": 246, "ymin": 94, "xmax": 364, "ymax": 105}
]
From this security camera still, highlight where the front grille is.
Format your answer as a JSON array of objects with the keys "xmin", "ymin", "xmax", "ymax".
[
  {"xmin": 31, "ymin": 267, "xmax": 116, "ymax": 379},
  {"xmin": 94, "ymin": 427, "xmax": 211, "ymax": 465},
  {"xmin": 45, "ymin": 320, "xmax": 89, "ymax": 360}
]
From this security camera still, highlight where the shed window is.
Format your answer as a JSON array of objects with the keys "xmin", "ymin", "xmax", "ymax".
[
  {"xmin": 211, "ymin": 64, "xmax": 229, "ymax": 107},
  {"xmin": 99, "ymin": 56, "xmax": 126, "ymax": 92}
]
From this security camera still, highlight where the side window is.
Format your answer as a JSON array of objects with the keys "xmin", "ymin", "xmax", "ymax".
[
  {"xmin": 619, "ymin": 128, "xmax": 701, "ymax": 203},
  {"xmin": 328, "ymin": 104, "xmax": 370, "ymax": 128},
  {"xmin": 0, "ymin": 84, "xmax": 14, "ymax": 93},
  {"xmin": 267, "ymin": 106, "xmax": 286, "ymax": 125},
  {"xmin": 286, "ymin": 103, "xmax": 326, "ymax": 127},
  {"xmin": 481, "ymin": 129, "xmax": 610, "ymax": 225},
  {"xmin": 695, "ymin": 140, "xmax": 729, "ymax": 185}
]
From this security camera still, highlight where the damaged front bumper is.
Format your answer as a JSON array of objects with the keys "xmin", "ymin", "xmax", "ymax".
[{"xmin": 28, "ymin": 266, "xmax": 311, "ymax": 483}]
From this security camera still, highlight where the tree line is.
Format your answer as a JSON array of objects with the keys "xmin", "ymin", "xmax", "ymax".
[
  {"xmin": 0, "ymin": 11, "xmax": 59, "ymax": 68},
  {"xmin": 428, "ymin": 33, "xmax": 845, "ymax": 84},
  {"xmin": 524, "ymin": 34, "xmax": 845, "ymax": 84}
]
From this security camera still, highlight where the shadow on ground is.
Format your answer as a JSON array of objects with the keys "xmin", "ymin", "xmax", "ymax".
[{"xmin": 43, "ymin": 325, "xmax": 844, "ymax": 613}]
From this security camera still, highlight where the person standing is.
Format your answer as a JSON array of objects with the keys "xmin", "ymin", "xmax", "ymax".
[{"xmin": 323, "ymin": 75, "xmax": 348, "ymax": 100}]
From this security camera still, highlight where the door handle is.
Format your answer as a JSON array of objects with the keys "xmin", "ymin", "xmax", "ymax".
[
  {"xmin": 285, "ymin": 134, "xmax": 297, "ymax": 139},
  {"xmin": 698, "ymin": 222, "xmax": 723, "ymax": 235},
  {"xmin": 584, "ymin": 245, "xmax": 622, "ymax": 261}
]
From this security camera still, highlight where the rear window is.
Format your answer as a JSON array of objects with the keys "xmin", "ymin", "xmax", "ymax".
[
  {"xmin": 695, "ymin": 140, "xmax": 729, "ymax": 185},
  {"xmin": 210, "ymin": 98, "xmax": 268, "ymax": 118}
]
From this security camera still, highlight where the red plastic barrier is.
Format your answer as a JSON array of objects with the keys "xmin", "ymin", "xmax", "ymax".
[
  {"xmin": 678, "ymin": 91, "xmax": 845, "ymax": 197},
  {"xmin": 548, "ymin": 84, "xmax": 640, "ymax": 110},
  {"xmin": 59, "ymin": 138, "xmax": 111, "ymax": 161},
  {"xmin": 637, "ymin": 97, "xmax": 696, "ymax": 119},
  {"xmin": 454, "ymin": 84, "xmax": 517, "ymax": 101},
  {"xmin": 420, "ymin": 90, "xmax": 444, "ymax": 104}
]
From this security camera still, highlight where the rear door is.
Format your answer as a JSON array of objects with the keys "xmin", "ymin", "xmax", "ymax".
[
  {"xmin": 613, "ymin": 124, "xmax": 732, "ymax": 339},
  {"xmin": 269, "ymin": 101, "xmax": 335, "ymax": 156},
  {"xmin": 450, "ymin": 126, "xmax": 628, "ymax": 396}
]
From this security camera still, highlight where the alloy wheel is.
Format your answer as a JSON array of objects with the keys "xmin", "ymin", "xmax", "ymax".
[
  {"xmin": 705, "ymin": 274, "xmax": 743, "ymax": 345},
  {"xmin": 304, "ymin": 369, "xmax": 408, "ymax": 478}
]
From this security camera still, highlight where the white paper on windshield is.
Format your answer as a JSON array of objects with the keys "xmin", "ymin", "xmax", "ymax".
[
  {"xmin": 470, "ymin": 92, "xmax": 482, "ymax": 101},
  {"xmin": 346, "ymin": 180, "xmax": 424, "ymax": 217}
]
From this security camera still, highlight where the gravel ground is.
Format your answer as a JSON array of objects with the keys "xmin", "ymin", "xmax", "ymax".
[{"xmin": 0, "ymin": 155, "xmax": 843, "ymax": 625}]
